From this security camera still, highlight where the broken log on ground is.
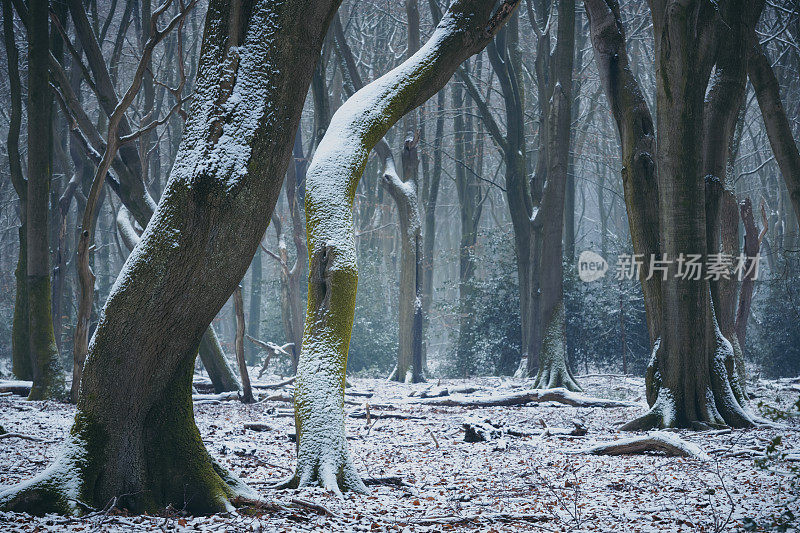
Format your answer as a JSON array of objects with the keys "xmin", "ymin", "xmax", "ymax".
[
  {"xmin": 419, "ymin": 388, "xmax": 638, "ymax": 408},
  {"xmin": 572, "ymin": 432, "xmax": 710, "ymax": 460}
]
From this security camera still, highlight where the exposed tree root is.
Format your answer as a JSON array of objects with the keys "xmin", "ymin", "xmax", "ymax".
[
  {"xmin": 273, "ymin": 453, "xmax": 367, "ymax": 496},
  {"xmin": 623, "ymin": 323, "xmax": 755, "ymax": 431},
  {"xmin": 573, "ymin": 431, "xmax": 710, "ymax": 460}
]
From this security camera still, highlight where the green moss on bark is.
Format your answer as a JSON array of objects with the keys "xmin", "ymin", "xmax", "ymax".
[
  {"xmin": 12, "ymin": 226, "xmax": 32, "ymax": 380},
  {"xmin": 532, "ymin": 301, "xmax": 581, "ymax": 391},
  {"xmin": 26, "ymin": 274, "xmax": 65, "ymax": 401}
]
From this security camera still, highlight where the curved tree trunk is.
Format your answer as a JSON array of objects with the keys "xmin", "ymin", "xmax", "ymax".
[
  {"xmin": 0, "ymin": 0, "xmax": 340, "ymax": 515},
  {"xmin": 584, "ymin": 0, "xmax": 661, "ymax": 350},
  {"xmin": 749, "ymin": 41, "xmax": 800, "ymax": 228},
  {"xmin": 282, "ymin": 0, "xmax": 519, "ymax": 494},
  {"xmin": 117, "ymin": 207, "xmax": 241, "ymax": 394}
]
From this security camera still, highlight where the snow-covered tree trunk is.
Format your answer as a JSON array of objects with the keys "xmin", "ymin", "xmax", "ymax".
[
  {"xmin": 0, "ymin": 0, "xmax": 340, "ymax": 515},
  {"xmin": 284, "ymin": 0, "xmax": 520, "ymax": 493},
  {"xmin": 377, "ymin": 140, "xmax": 424, "ymax": 383}
]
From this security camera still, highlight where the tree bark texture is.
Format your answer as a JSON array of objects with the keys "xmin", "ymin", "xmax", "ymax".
[
  {"xmin": 584, "ymin": 0, "xmax": 661, "ymax": 346},
  {"xmin": 3, "ymin": 0, "xmax": 32, "ymax": 381},
  {"xmin": 0, "ymin": 0, "xmax": 341, "ymax": 515},
  {"xmin": 233, "ymin": 286, "xmax": 254, "ymax": 403},
  {"xmin": 117, "ymin": 206, "xmax": 241, "ymax": 393},
  {"xmin": 623, "ymin": 0, "xmax": 753, "ymax": 430},
  {"xmin": 284, "ymin": 0, "xmax": 519, "ymax": 494},
  {"xmin": 529, "ymin": 0, "xmax": 579, "ymax": 391},
  {"xmin": 748, "ymin": 41, "xmax": 800, "ymax": 229},
  {"xmin": 26, "ymin": 0, "xmax": 65, "ymax": 401}
]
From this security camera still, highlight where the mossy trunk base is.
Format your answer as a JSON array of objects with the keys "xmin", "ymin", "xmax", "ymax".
[
  {"xmin": 532, "ymin": 302, "xmax": 581, "ymax": 392},
  {"xmin": 0, "ymin": 361, "xmax": 255, "ymax": 515}
]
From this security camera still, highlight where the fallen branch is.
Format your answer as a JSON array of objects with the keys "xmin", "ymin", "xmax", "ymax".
[
  {"xmin": 0, "ymin": 432, "xmax": 49, "ymax": 442},
  {"xmin": 349, "ymin": 409, "xmax": 426, "ymax": 420},
  {"xmin": 192, "ymin": 391, "xmax": 239, "ymax": 402},
  {"xmin": 420, "ymin": 388, "xmax": 638, "ymax": 408},
  {"xmin": 398, "ymin": 513, "xmax": 551, "ymax": 526},
  {"xmin": 289, "ymin": 497, "xmax": 339, "ymax": 517},
  {"xmin": 244, "ymin": 423, "xmax": 272, "ymax": 432},
  {"xmin": 571, "ymin": 432, "xmax": 710, "ymax": 460},
  {"xmin": 253, "ymin": 376, "xmax": 296, "ymax": 390},
  {"xmin": 362, "ymin": 476, "xmax": 411, "ymax": 487}
]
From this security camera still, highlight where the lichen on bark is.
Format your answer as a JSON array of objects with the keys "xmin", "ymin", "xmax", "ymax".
[
  {"xmin": 1, "ymin": 0, "xmax": 341, "ymax": 515},
  {"xmin": 284, "ymin": 0, "xmax": 520, "ymax": 493},
  {"xmin": 532, "ymin": 301, "xmax": 581, "ymax": 391}
]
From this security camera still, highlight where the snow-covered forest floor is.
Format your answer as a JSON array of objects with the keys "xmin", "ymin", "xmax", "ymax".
[{"xmin": 1, "ymin": 373, "xmax": 798, "ymax": 532}]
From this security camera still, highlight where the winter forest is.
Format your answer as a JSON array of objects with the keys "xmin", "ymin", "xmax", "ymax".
[{"xmin": 0, "ymin": 0, "xmax": 799, "ymax": 530}]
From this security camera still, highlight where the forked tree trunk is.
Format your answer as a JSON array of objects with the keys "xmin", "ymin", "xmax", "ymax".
[
  {"xmin": 378, "ymin": 139, "xmax": 425, "ymax": 383},
  {"xmin": 623, "ymin": 0, "xmax": 754, "ymax": 430},
  {"xmin": 0, "ymin": 0, "xmax": 340, "ymax": 515},
  {"xmin": 281, "ymin": 0, "xmax": 519, "ymax": 494},
  {"xmin": 700, "ymin": 0, "xmax": 763, "ymax": 406}
]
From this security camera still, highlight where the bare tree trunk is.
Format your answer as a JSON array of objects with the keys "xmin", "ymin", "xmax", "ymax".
[
  {"xmin": 3, "ymin": 0, "xmax": 32, "ymax": 381},
  {"xmin": 247, "ymin": 253, "xmax": 262, "ymax": 360},
  {"xmin": 452, "ymin": 78, "xmax": 482, "ymax": 376},
  {"xmin": 233, "ymin": 286, "xmax": 254, "ymax": 403},
  {"xmin": 117, "ymin": 207, "xmax": 241, "ymax": 393},
  {"xmin": 73, "ymin": 1, "xmax": 193, "ymax": 405},
  {"xmin": 421, "ymin": 90, "xmax": 444, "ymax": 372},
  {"xmin": 735, "ymin": 198, "xmax": 766, "ymax": 357},
  {"xmin": 26, "ymin": 0, "xmax": 65, "ymax": 401},
  {"xmin": 748, "ymin": 42, "xmax": 800, "ymax": 229},
  {"xmin": 584, "ymin": 0, "xmax": 661, "ymax": 350},
  {"xmin": 281, "ymin": 0, "xmax": 519, "ymax": 494},
  {"xmin": 623, "ymin": 0, "xmax": 754, "ymax": 430},
  {"xmin": 700, "ymin": 1, "xmax": 762, "ymax": 407},
  {"xmin": 529, "ymin": 0, "xmax": 579, "ymax": 391},
  {"xmin": 0, "ymin": 0, "xmax": 340, "ymax": 515},
  {"xmin": 379, "ymin": 138, "xmax": 425, "ymax": 383}
]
